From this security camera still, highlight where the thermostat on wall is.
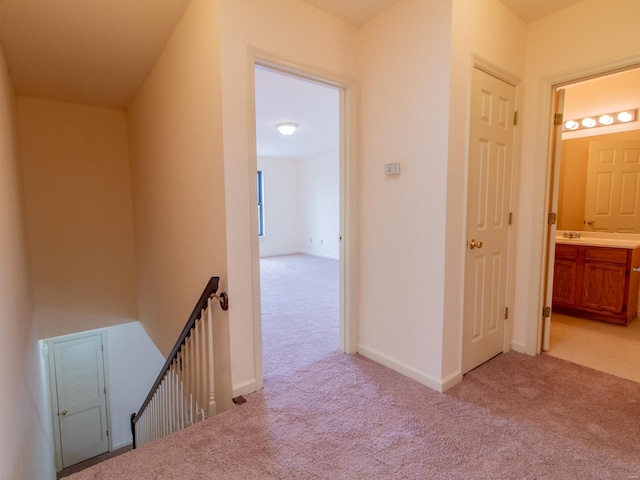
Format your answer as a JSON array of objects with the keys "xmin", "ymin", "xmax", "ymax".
[{"xmin": 384, "ymin": 162, "xmax": 400, "ymax": 175}]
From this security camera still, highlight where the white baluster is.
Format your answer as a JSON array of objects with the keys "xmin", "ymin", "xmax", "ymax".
[{"xmin": 206, "ymin": 296, "xmax": 216, "ymax": 417}]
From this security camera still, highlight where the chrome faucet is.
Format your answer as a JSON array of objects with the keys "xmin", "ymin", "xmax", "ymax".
[{"xmin": 562, "ymin": 231, "xmax": 581, "ymax": 239}]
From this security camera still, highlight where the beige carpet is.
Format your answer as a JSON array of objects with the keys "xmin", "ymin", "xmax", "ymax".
[{"xmin": 548, "ymin": 313, "xmax": 640, "ymax": 383}]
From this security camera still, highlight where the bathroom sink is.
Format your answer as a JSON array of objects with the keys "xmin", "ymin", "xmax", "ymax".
[{"xmin": 555, "ymin": 231, "xmax": 640, "ymax": 249}]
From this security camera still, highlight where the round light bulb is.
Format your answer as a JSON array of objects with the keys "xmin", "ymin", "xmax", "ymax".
[
  {"xmin": 564, "ymin": 120, "xmax": 579, "ymax": 130},
  {"xmin": 581, "ymin": 117, "xmax": 596, "ymax": 128},
  {"xmin": 598, "ymin": 114, "xmax": 614, "ymax": 125},
  {"xmin": 618, "ymin": 111, "xmax": 633, "ymax": 123}
]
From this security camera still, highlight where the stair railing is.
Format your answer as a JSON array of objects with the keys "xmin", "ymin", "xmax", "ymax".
[{"xmin": 130, "ymin": 276, "xmax": 229, "ymax": 449}]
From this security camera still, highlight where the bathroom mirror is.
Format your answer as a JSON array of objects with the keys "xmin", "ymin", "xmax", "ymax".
[
  {"xmin": 557, "ymin": 134, "xmax": 640, "ymax": 232},
  {"xmin": 556, "ymin": 67, "xmax": 640, "ymax": 233}
]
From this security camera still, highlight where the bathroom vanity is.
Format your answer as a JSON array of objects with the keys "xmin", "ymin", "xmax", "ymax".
[{"xmin": 552, "ymin": 232, "xmax": 640, "ymax": 326}]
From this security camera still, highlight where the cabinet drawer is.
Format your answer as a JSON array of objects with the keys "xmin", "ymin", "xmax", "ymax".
[
  {"xmin": 584, "ymin": 247, "xmax": 628, "ymax": 265},
  {"xmin": 555, "ymin": 244, "xmax": 578, "ymax": 260}
]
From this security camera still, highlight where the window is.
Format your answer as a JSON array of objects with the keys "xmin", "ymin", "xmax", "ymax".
[{"xmin": 257, "ymin": 170, "xmax": 265, "ymax": 237}]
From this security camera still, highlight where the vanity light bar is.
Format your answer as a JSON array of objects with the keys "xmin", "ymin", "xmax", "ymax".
[{"xmin": 563, "ymin": 109, "xmax": 637, "ymax": 132}]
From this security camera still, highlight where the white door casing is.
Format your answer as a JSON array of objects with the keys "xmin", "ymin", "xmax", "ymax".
[
  {"xmin": 50, "ymin": 333, "xmax": 109, "ymax": 469},
  {"xmin": 462, "ymin": 67, "xmax": 516, "ymax": 374},
  {"xmin": 584, "ymin": 140, "xmax": 640, "ymax": 233}
]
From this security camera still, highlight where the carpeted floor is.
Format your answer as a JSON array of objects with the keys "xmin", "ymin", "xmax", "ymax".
[{"xmin": 67, "ymin": 254, "xmax": 640, "ymax": 479}]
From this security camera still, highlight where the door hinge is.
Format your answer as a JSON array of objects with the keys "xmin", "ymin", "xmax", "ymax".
[
  {"xmin": 104, "ymin": 387, "xmax": 107, "ymax": 394},
  {"xmin": 548, "ymin": 212, "xmax": 557, "ymax": 225},
  {"xmin": 504, "ymin": 307, "xmax": 509, "ymax": 320},
  {"xmin": 106, "ymin": 430, "xmax": 109, "ymax": 437},
  {"xmin": 543, "ymin": 306, "xmax": 551, "ymax": 318},
  {"xmin": 513, "ymin": 111, "xmax": 519, "ymax": 126},
  {"xmin": 508, "ymin": 212, "xmax": 513, "ymax": 225},
  {"xmin": 554, "ymin": 113, "xmax": 563, "ymax": 126}
]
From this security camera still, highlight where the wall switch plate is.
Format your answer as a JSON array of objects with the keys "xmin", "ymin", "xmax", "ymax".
[{"xmin": 385, "ymin": 162, "xmax": 400, "ymax": 175}]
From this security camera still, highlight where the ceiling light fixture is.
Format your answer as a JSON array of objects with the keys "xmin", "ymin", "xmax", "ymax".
[
  {"xmin": 276, "ymin": 122, "xmax": 298, "ymax": 136},
  {"xmin": 562, "ymin": 109, "xmax": 637, "ymax": 132}
]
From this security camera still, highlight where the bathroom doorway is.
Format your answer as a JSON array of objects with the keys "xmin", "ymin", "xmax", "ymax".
[{"xmin": 544, "ymin": 66, "xmax": 640, "ymax": 383}]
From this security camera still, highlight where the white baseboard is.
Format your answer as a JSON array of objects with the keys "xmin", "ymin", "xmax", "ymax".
[
  {"xmin": 357, "ymin": 345, "xmax": 460, "ymax": 393},
  {"xmin": 300, "ymin": 251, "xmax": 339, "ymax": 260},
  {"xmin": 510, "ymin": 341, "xmax": 527, "ymax": 354},
  {"xmin": 259, "ymin": 250, "xmax": 299, "ymax": 258},
  {"xmin": 232, "ymin": 378, "xmax": 260, "ymax": 398},
  {"xmin": 111, "ymin": 440, "xmax": 132, "ymax": 451}
]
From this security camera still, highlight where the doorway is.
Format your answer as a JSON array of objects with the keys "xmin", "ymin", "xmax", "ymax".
[
  {"xmin": 47, "ymin": 331, "xmax": 110, "ymax": 470},
  {"xmin": 543, "ymin": 66, "xmax": 640, "ymax": 383},
  {"xmin": 250, "ymin": 57, "xmax": 354, "ymax": 382}
]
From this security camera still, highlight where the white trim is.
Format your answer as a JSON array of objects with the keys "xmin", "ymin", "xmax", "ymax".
[
  {"xmin": 247, "ymin": 47, "xmax": 359, "ymax": 382},
  {"xmin": 473, "ymin": 55, "xmax": 521, "ymax": 87},
  {"xmin": 357, "ymin": 345, "xmax": 461, "ymax": 393},
  {"xmin": 535, "ymin": 54, "xmax": 640, "ymax": 355},
  {"xmin": 510, "ymin": 341, "xmax": 527, "ymax": 354},
  {"xmin": 232, "ymin": 378, "xmax": 260, "ymax": 398}
]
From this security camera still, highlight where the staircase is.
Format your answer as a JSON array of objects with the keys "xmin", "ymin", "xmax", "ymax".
[{"xmin": 130, "ymin": 277, "xmax": 229, "ymax": 448}]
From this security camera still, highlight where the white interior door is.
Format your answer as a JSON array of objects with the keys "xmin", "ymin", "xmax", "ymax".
[
  {"xmin": 584, "ymin": 140, "xmax": 640, "ymax": 233},
  {"xmin": 52, "ymin": 333, "xmax": 109, "ymax": 468},
  {"xmin": 462, "ymin": 67, "xmax": 516, "ymax": 374}
]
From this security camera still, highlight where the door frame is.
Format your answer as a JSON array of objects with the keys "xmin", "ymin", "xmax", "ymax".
[
  {"xmin": 47, "ymin": 329, "xmax": 111, "ymax": 472},
  {"xmin": 246, "ymin": 48, "xmax": 358, "ymax": 386},
  {"xmin": 538, "ymin": 55, "xmax": 640, "ymax": 354}
]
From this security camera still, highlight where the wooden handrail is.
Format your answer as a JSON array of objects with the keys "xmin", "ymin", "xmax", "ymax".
[{"xmin": 130, "ymin": 276, "xmax": 229, "ymax": 448}]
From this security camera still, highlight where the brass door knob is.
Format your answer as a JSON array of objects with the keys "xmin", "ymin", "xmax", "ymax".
[
  {"xmin": 60, "ymin": 410, "xmax": 67, "ymax": 416},
  {"xmin": 469, "ymin": 239, "xmax": 483, "ymax": 250}
]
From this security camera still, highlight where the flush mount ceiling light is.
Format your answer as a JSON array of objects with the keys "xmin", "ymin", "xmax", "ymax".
[
  {"xmin": 276, "ymin": 122, "xmax": 298, "ymax": 136},
  {"xmin": 563, "ymin": 109, "xmax": 637, "ymax": 132}
]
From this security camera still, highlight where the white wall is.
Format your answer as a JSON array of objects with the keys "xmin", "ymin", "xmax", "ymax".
[
  {"xmin": 0, "ymin": 45, "xmax": 55, "ymax": 479},
  {"xmin": 105, "ymin": 322, "xmax": 165, "ymax": 449},
  {"xmin": 299, "ymin": 150, "xmax": 340, "ymax": 260},
  {"xmin": 357, "ymin": 0, "xmax": 452, "ymax": 390},
  {"xmin": 218, "ymin": 0, "xmax": 359, "ymax": 394},
  {"xmin": 258, "ymin": 151, "xmax": 339, "ymax": 260},
  {"xmin": 16, "ymin": 97, "xmax": 138, "ymax": 340},
  {"xmin": 514, "ymin": 0, "xmax": 640, "ymax": 354},
  {"xmin": 258, "ymin": 156, "xmax": 300, "ymax": 257}
]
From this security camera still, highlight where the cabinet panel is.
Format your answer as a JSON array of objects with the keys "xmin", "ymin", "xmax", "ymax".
[
  {"xmin": 584, "ymin": 247, "xmax": 628, "ymax": 264},
  {"xmin": 580, "ymin": 262, "xmax": 626, "ymax": 313},
  {"xmin": 555, "ymin": 244, "xmax": 578, "ymax": 260},
  {"xmin": 552, "ymin": 260, "xmax": 576, "ymax": 305}
]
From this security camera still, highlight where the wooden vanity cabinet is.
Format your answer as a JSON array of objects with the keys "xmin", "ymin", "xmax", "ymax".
[{"xmin": 552, "ymin": 244, "xmax": 640, "ymax": 325}]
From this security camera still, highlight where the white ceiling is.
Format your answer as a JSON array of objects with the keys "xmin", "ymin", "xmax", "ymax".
[
  {"xmin": 255, "ymin": 67, "xmax": 339, "ymax": 159},
  {"xmin": 0, "ymin": 0, "xmax": 587, "ymax": 111}
]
